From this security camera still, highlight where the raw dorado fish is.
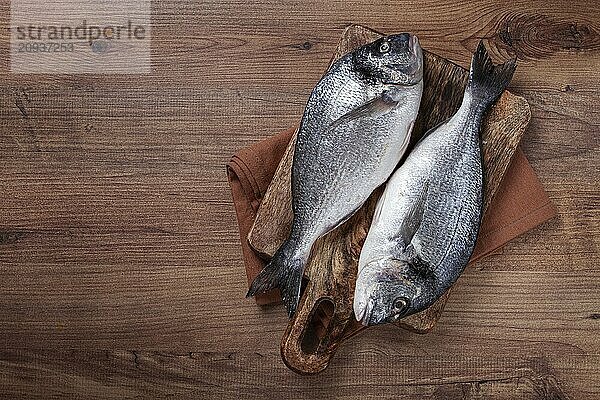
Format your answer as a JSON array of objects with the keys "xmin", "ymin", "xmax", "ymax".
[
  {"xmin": 354, "ymin": 42, "xmax": 516, "ymax": 325},
  {"xmin": 247, "ymin": 34, "xmax": 424, "ymax": 317}
]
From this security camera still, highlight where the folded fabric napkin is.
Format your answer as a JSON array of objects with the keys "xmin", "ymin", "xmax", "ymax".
[{"xmin": 227, "ymin": 127, "xmax": 556, "ymax": 305}]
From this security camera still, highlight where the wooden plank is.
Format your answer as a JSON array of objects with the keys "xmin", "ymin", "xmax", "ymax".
[{"xmin": 0, "ymin": 350, "xmax": 597, "ymax": 399}]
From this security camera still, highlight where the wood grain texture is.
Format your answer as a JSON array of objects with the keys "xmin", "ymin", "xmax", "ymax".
[
  {"xmin": 250, "ymin": 25, "xmax": 531, "ymax": 374},
  {"xmin": 0, "ymin": 0, "xmax": 598, "ymax": 397}
]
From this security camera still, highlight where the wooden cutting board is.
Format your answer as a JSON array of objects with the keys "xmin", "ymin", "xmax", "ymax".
[{"xmin": 248, "ymin": 25, "xmax": 531, "ymax": 374}]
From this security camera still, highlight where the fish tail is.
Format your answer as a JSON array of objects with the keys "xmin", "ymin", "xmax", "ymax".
[
  {"xmin": 466, "ymin": 41, "xmax": 516, "ymax": 110},
  {"xmin": 246, "ymin": 239, "xmax": 306, "ymax": 318}
]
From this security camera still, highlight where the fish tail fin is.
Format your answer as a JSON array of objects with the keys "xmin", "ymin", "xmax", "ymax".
[
  {"xmin": 246, "ymin": 239, "xmax": 306, "ymax": 318},
  {"xmin": 466, "ymin": 41, "xmax": 516, "ymax": 110}
]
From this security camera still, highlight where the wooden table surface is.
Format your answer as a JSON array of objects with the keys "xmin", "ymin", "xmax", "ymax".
[{"xmin": 0, "ymin": 0, "xmax": 598, "ymax": 398}]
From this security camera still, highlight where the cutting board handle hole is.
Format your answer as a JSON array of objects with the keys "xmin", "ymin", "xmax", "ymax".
[{"xmin": 300, "ymin": 298, "xmax": 335, "ymax": 354}]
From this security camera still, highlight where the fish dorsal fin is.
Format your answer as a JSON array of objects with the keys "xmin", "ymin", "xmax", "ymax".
[{"xmin": 326, "ymin": 88, "xmax": 403, "ymax": 133}]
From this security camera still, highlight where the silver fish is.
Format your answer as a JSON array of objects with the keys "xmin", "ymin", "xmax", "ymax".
[
  {"xmin": 354, "ymin": 42, "xmax": 516, "ymax": 326},
  {"xmin": 247, "ymin": 34, "xmax": 424, "ymax": 317}
]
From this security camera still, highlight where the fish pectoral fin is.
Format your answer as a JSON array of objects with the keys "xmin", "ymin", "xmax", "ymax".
[
  {"xmin": 398, "ymin": 182, "xmax": 429, "ymax": 246},
  {"xmin": 327, "ymin": 89, "xmax": 402, "ymax": 132},
  {"xmin": 371, "ymin": 186, "xmax": 389, "ymax": 225},
  {"xmin": 403, "ymin": 243, "xmax": 428, "ymax": 271}
]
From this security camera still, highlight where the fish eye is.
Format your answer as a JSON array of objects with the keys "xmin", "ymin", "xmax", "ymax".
[
  {"xmin": 379, "ymin": 42, "xmax": 390, "ymax": 53},
  {"xmin": 393, "ymin": 297, "xmax": 409, "ymax": 312}
]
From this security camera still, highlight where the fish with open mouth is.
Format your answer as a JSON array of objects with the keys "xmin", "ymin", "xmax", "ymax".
[
  {"xmin": 247, "ymin": 33, "xmax": 424, "ymax": 317},
  {"xmin": 353, "ymin": 42, "xmax": 516, "ymax": 326}
]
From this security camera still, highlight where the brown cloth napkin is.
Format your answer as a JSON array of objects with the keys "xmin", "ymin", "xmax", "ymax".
[{"xmin": 227, "ymin": 127, "xmax": 557, "ymax": 305}]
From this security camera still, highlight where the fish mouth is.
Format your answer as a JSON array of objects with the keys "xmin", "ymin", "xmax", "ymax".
[
  {"xmin": 406, "ymin": 34, "xmax": 423, "ymax": 84},
  {"xmin": 354, "ymin": 298, "xmax": 373, "ymax": 326},
  {"xmin": 409, "ymin": 34, "xmax": 420, "ymax": 55},
  {"xmin": 356, "ymin": 298, "xmax": 377, "ymax": 326}
]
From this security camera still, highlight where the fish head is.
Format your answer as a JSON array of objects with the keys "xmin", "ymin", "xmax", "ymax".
[
  {"xmin": 353, "ymin": 33, "xmax": 423, "ymax": 86},
  {"xmin": 353, "ymin": 258, "xmax": 434, "ymax": 326}
]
